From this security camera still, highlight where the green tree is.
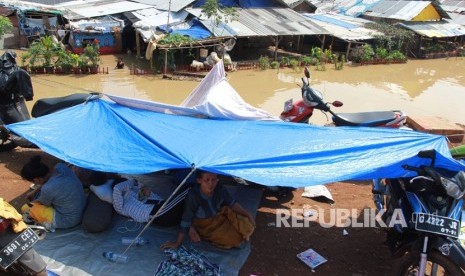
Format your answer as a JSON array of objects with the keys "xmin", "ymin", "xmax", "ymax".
[
  {"xmin": 367, "ymin": 22, "xmax": 414, "ymax": 52},
  {"xmin": 201, "ymin": 0, "xmax": 238, "ymax": 35},
  {"xmin": 26, "ymin": 35, "xmax": 62, "ymax": 68},
  {"xmin": 0, "ymin": 16, "xmax": 13, "ymax": 38},
  {"xmin": 258, "ymin": 56, "xmax": 270, "ymax": 70},
  {"xmin": 82, "ymin": 41, "xmax": 100, "ymax": 67}
]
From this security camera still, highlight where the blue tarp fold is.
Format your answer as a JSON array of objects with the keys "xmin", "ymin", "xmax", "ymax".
[
  {"xmin": 7, "ymin": 99, "xmax": 465, "ymax": 188},
  {"xmin": 172, "ymin": 20, "xmax": 211, "ymax": 39}
]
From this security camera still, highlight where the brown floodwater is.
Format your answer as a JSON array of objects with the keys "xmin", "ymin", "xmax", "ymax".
[{"xmin": 11, "ymin": 52, "xmax": 465, "ymax": 125}]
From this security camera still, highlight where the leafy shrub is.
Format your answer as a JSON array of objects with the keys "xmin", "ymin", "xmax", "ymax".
[
  {"xmin": 0, "ymin": 16, "xmax": 13, "ymax": 38},
  {"xmin": 270, "ymin": 61, "xmax": 280, "ymax": 69},
  {"xmin": 280, "ymin": 56, "xmax": 290, "ymax": 67},
  {"xmin": 323, "ymin": 49, "xmax": 334, "ymax": 63},
  {"xmin": 387, "ymin": 50, "xmax": 406, "ymax": 61},
  {"xmin": 360, "ymin": 44, "xmax": 375, "ymax": 61},
  {"xmin": 333, "ymin": 54, "xmax": 344, "ymax": 70},
  {"xmin": 350, "ymin": 44, "xmax": 375, "ymax": 63},
  {"xmin": 299, "ymin": 55, "xmax": 312, "ymax": 66},
  {"xmin": 20, "ymin": 53, "xmax": 30, "ymax": 67},
  {"xmin": 159, "ymin": 33, "xmax": 194, "ymax": 45},
  {"xmin": 258, "ymin": 56, "xmax": 270, "ymax": 70},
  {"xmin": 375, "ymin": 48, "xmax": 388, "ymax": 59},
  {"xmin": 310, "ymin": 47, "xmax": 323, "ymax": 60},
  {"xmin": 289, "ymin": 59, "xmax": 300, "ymax": 71},
  {"xmin": 82, "ymin": 41, "xmax": 100, "ymax": 67}
]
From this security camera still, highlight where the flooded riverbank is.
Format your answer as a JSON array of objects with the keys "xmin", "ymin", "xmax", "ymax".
[{"xmin": 16, "ymin": 52, "xmax": 465, "ymax": 125}]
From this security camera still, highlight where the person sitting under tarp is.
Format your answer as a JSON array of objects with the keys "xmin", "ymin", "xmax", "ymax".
[
  {"xmin": 112, "ymin": 178, "xmax": 187, "ymax": 227},
  {"xmin": 161, "ymin": 170, "xmax": 255, "ymax": 249},
  {"xmin": 20, "ymin": 156, "xmax": 87, "ymax": 231},
  {"xmin": 74, "ymin": 169, "xmax": 122, "ymax": 233}
]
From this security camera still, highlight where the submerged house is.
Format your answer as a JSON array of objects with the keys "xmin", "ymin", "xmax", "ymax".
[
  {"xmin": 67, "ymin": 16, "xmax": 124, "ymax": 54},
  {"xmin": 362, "ymin": 0, "xmax": 465, "ymax": 57},
  {"xmin": 312, "ymin": 0, "xmax": 465, "ymax": 58},
  {"xmin": 1, "ymin": 0, "xmax": 151, "ymax": 54},
  {"xmin": 125, "ymin": 0, "xmax": 328, "ymax": 70},
  {"xmin": 55, "ymin": 0, "xmax": 151, "ymax": 54},
  {"xmin": 0, "ymin": 3, "xmax": 64, "ymax": 48},
  {"xmin": 301, "ymin": 13, "xmax": 383, "ymax": 58},
  {"xmin": 12, "ymin": 0, "xmax": 464, "ymax": 64},
  {"xmin": 185, "ymin": 2, "xmax": 328, "ymax": 61}
]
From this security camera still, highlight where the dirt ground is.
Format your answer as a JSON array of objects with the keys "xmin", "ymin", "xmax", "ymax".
[
  {"xmin": 2, "ymin": 135, "xmax": 464, "ymax": 275},
  {"xmin": 1, "ymin": 147, "xmax": 393, "ymax": 276},
  {"xmin": 240, "ymin": 183, "xmax": 392, "ymax": 276}
]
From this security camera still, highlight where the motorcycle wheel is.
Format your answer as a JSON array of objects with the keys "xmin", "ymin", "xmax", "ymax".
[
  {"xmin": 393, "ymin": 250, "xmax": 465, "ymax": 276},
  {"xmin": 0, "ymin": 126, "xmax": 17, "ymax": 152},
  {"xmin": 3, "ymin": 264, "xmax": 47, "ymax": 276},
  {"xmin": 0, "ymin": 138, "xmax": 18, "ymax": 152},
  {"xmin": 2, "ymin": 248, "xmax": 48, "ymax": 276}
]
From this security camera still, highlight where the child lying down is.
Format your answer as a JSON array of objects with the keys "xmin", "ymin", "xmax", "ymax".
[{"xmin": 112, "ymin": 179, "xmax": 187, "ymax": 226}]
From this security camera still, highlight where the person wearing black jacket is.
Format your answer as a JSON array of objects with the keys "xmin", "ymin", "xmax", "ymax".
[
  {"xmin": 0, "ymin": 50, "xmax": 34, "ymax": 147},
  {"xmin": 0, "ymin": 50, "xmax": 33, "ymax": 124}
]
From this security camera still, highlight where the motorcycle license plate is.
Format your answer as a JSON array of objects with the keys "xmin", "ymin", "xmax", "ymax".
[
  {"xmin": 412, "ymin": 213, "xmax": 460, "ymax": 238},
  {"xmin": 0, "ymin": 227, "xmax": 39, "ymax": 269}
]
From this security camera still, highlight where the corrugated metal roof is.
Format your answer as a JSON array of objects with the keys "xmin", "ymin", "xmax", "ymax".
[
  {"xmin": 129, "ymin": 0, "xmax": 195, "ymax": 13},
  {"xmin": 303, "ymin": 13, "xmax": 382, "ymax": 41},
  {"xmin": 440, "ymin": 0, "xmax": 465, "ymax": 13},
  {"xmin": 57, "ymin": 0, "xmax": 152, "ymax": 20},
  {"xmin": 364, "ymin": 1, "xmax": 431, "ymax": 21},
  {"xmin": 440, "ymin": 0, "xmax": 465, "ymax": 25},
  {"xmin": 311, "ymin": 0, "xmax": 382, "ymax": 17},
  {"xmin": 1, "ymin": 0, "xmax": 65, "ymax": 12},
  {"xmin": 69, "ymin": 15, "xmax": 124, "ymax": 32},
  {"xmin": 398, "ymin": 20, "xmax": 465, "ymax": 37},
  {"xmin": 312, "ymin": 0, "xmax": 450, "ymax": 19},
  {"xmin": 187, "ymin": 7, "xmax": 328, "ymax": 37},
  {"xmin": 448, "ymin": 13, "xmax": 465, "ymax": 25},
  {"xmin": 130, "ymin": 8, "xmax": 189, "ymax": 41},
  {"xmin": 10, "ymin": 0, "xmax": 74, "ymax": 5},
  {"xmin": 275, "ymin": 0, "xmax": 307, "ymax": 8}
]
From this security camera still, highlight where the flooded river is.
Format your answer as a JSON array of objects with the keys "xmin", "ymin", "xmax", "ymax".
[{"xmin": 19, "ymin": 53, "xmax": 465, "ymax": 125}]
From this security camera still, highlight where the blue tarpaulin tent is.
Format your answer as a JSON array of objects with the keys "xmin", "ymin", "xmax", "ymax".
[
  {"xmin": 172, "ymin": 20, "xmax": 212, "ymax": 39},
  {"xmin": 6, "ymin": 99, "xmax": 465, "ymax": 188}
]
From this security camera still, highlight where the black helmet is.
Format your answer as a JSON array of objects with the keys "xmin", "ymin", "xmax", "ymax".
[
  {"xmin": 1, "ymin": 50, "xmax": 17, "ymax": 70},
  {"xmin": 1, "ymin": 50, "xmax": 17, "ymax": 63}
]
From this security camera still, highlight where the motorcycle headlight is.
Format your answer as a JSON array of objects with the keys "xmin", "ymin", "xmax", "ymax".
[
  {"xmin": 303, "ymin": 88, "xmax": 323, "ymax": 107},
  {"xmin": 442, "ymin": 171, "xmax": 465, "ymax": 199}
]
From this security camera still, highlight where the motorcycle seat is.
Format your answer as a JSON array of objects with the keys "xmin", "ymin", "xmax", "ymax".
[
  {"xmin": 332, "ymin": 111, "xmax": 398, "ymax": 127},
  {"xmin": 31, "ymin": 93, "xmax": 97, "ymax": 118}
]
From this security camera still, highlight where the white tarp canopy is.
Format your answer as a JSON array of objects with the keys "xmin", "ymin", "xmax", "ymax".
[{"xmin": 109, "ymin": 60, "xmax": 279, "ymax": 121}]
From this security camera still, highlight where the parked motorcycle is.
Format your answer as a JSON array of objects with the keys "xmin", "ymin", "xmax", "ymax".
[
  {"xmin": 372, "ymin": 150, "xmax": 465, "ymax": 275},
  {"xmin": 280, "ymin": 67, "xmax": 407, "ymax": 127},
  {"xmin": 1, "ymin": 200, "xmax": 48, "ymax": 275},
  {"xmin": 0, "ymin": 93, "xmax": 101, "ymax": 152}
]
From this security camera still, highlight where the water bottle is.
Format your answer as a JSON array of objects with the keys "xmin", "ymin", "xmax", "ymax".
[
  {"xmin": 121, "ymin": 236, "xmax": 149, "ymax": 246},
  {"xmin": 102, "ymin": 251, "xmax": 128, "ymax": 263}
]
